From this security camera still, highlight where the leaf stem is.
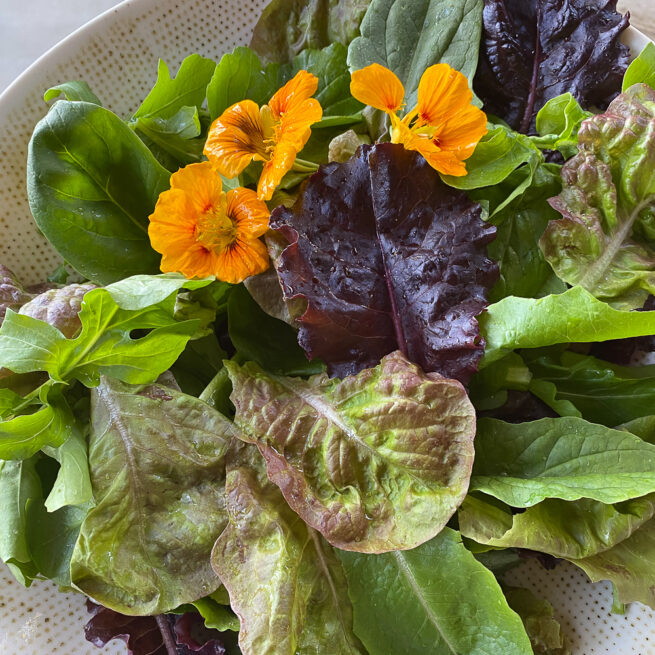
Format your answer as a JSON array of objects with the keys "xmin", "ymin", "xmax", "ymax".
[
  {"xmin": 292, "ymin": 158, "xmax": 320, "ymax": 173},
  {"xmin": 155, "ymin": 615, "xmax": 178, "ymax": 655}
]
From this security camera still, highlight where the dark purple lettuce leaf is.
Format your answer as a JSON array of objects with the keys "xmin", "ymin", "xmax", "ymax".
[
  {"xmin": 270, "ymin": 143, "xmax": 498, "ymax": 384},
  {"xmin": 0, "ymin": 265, "xmax": 32, "ymax": 325},
  {"xmin": 475, "ymin": 0, "xmax": 630, "ymax": 133},
  {"xmin": 84, "ymin": 601, "xmax": 226, "ymax": 655}
]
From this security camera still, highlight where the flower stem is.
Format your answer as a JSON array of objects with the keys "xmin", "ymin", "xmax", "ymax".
[{"xmin": 292, "ymin": 158, "xmax": 320, "ymax": 173}]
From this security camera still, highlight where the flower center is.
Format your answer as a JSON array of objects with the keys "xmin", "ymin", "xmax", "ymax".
[
  {"xmin": 259, "ymin": 104, "xmax": 279, "ymax": 157},
  {"xmin": 195, "ymin": 207, "xmax": 237, "ymax": 253}
]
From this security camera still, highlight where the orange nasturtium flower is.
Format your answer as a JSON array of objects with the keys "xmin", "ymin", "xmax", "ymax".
[
  {"xmin": 148, "ymin": 162, "xmax": 270, "ymax": 284},
  {"xmin": 350, "ymin": 63, "xmax": 487, "ymax": 176},
  {"xmin": 204, "ymin": 70, "xmax": 323, "ymax": 201}
]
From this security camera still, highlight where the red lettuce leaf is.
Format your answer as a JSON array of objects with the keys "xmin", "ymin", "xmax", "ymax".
[
  {"xmin": 475, "ymin": 0, "xmax": 630, "ymax": 133},
  {"xmin": 84, "ymin": 601, "xmax": 226, "ymax": 655},
  {"xmin": 270, "ymin": 143, "xmax": 498, "ymax": 384}
]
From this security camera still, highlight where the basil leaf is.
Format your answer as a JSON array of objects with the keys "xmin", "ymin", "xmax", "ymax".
[
  {"xmin": 338, "ymin": 528, "xmax": 532, "ymax": 655},
  {"xmin": 348, "ymin": 0, "xmax": 483, "ymax": 107},
  {"xmin": 27, "ymin": 101, "xmax": 169, "ymax": 284}
]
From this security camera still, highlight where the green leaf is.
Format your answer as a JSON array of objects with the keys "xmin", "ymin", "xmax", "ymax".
[
  {"xmin": 42, "ymin": 423, "xmax": 93, "ymax": 512},
  {"xmin": 0, "ymin": 457, "xmax": 41, "ymax": 585},
  {"xmin": 525, "ymin": 350, "xmax": 655, "ymax": 426},
  {"xmin": 479, "ymin": 286, "xmax": 655, "ymax": 367},
  {"xmin": 531, "ymin": 93, "xmax": 592, "ymax": 158},
  {"xmin": 187, "ymin": 596, "xmax": 240, "ymax": 632},
  {"xmin": 574, "ymin": 517, "xmax": 655, "ymax": 608},
  {"xmin": 27, "ymin": 101, "xmax": 169, "ymax": 284},
  {"xmin": 468, "ymin": 352, "xmax": 532, "ymax": 411},
  {"xmin": 0, "ymin": 388, "xmax": 24, "ymax": 418},
  {"xmin": 133, "ymin": 106, "xmax": 204, "ymax": 168},
  {"xmin": 0, "ymin": 284, "xmax": 201, "ymax": 387},
  {"xmin": 470, "ymin": 417, "xmax": 655, "ymax": 507},
  {"xmin": 618, "ymin": 415, "xmax": 655, "ymax": 444},
  {"xmin": 70, "ymin": 377, "xmax": 233, "ymax": 614},
  {"xmin": 623, "ymin": 42, "xmax": 655, "ymax": 91},
  {"xmin": 226, "ymin": 351, "xmax": 476, "ymax": 553},
  {"xmin": 539, "ymin": 85, "xmax": 655, "ymax": 309},
  {"xmin": 484, "ymin": 163, "xmax": 566, "ymax": 301},
  {"xmin": 250, "ymin": 0, "xmax": 370, "ymax": 64},
  {"xmin": 442, "ymin": 125, "xmax": 540, "ymax": 195},
  {"xmin": 504, "ymin": 587, "xmax": 570, "ymax": 655},
  {"xmin": 347, "ymin": 0, "xmax": 483, "ymax": 107},
  {"xmin": 0, "ymin": 392, "xmax": 73, "ymax": 461},
  {"xmin": 44, "ymin": 81, "xmax": 102, "ymax": 105},
  {"xmin": 132, "ymin": 55, "xmax": 215, "ymax": 121},
  {"xmin": 212, "ymin": 441, "xmax": 365, "ymax": 655},
  {"xmin": 338, "ymin": 527, "xmax": 532, "ymax": 655},
  {"xmin": 228, "ymin": 285, "xmax": 324, "ymax": 376},
  {"xmin": 459, "ymin": 493, "xmax": 655, "ymax": 560}
]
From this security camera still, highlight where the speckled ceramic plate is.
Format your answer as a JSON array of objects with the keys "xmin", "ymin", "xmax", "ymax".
[{"xmin": 0, "ymin": 1, "xmax": 654, "ymax": 654}]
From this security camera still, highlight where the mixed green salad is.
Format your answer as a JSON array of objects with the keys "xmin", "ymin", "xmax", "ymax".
[{"xmin": 3, "ymin": 0, "xmax": 655, "ymax": 653}]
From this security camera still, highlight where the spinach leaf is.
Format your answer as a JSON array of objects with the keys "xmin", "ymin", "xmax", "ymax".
[
  {"xmin": 227, "ymin": 351, "xmax": 475, "ymax": 553},
  {"xmin": 623, "ymin": 42, "xmax": 655, "ymax": 91},
  {"xmin": 250, "ymin": 0, "xmax": 370, "ymax": 64},
  {"xmin": 348, "ymin": 0, "xmax": 483, "ymax": 108},
  {"xmin": 70, "ymin": 377, "xmax": 234, "ymax": 614},
  {"xmin": 470, "ymin": 417, "xmax": 655, "ymax": 507},
  {"xmin": 480, "ymin": 286, "xmax": 655, "ymax": 366},
  {"xmin": 44, "ymin": 81, "xmax": 102, "ymax": 105},
  {"xmin": 540, "ymin": 85, "xmax": 655, "ymax": 309},
  {"xmin": 525, "ymin": 350, "xmax": 655, "ymax": 426},
  {"xmin": 338, "ymin": 528, "xmax": 532, "ymax": 655},
  {"xmin": 27, "ymin": 101, "xmax": 169, "ymax": 284},
  {"xmin": 475, "ymin": 0, "xmax": 629, "ymax": 133},
  {"xmin": 228, "ymin": 285, "xmax": 323, "ymax": 376},
  {"xmin": 271, "ymin": 143, "xmax": 498, "ymax": 383},
  {"xmin": 459, "ymin": 493, "xmax": 655, "ymax": 560},
  {"xmin": 212, "ymin": 441, "xmax": 365, "ymax": 655}
]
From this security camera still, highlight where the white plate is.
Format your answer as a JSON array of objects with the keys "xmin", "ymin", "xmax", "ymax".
[{"xmin": 0, "ymin": 1, "xmax": 654, "ymax": 653}]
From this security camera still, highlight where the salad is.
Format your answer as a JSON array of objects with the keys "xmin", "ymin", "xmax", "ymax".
[{"xmin": 2, "ymin": 0, "xmax": 655, "ymax": 653}]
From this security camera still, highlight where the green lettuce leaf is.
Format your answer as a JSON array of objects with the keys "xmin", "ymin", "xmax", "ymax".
[
  {"xmin": 226, "ymin": 351, "xmax": 475, "ymax": 553},
  {"xmin": 212, "ymin": 441, "xmax": 365, "ymax": 655},
  {"xmin": 540, "ymin": 84, "xmax": 655, "ymax": 309},
  {"xmin": 525, "ymin": 350, "xmax": 655, "ymax": 426},
  {"xmin": 504, "ymin": 587, "xmax": 570, "ymax": 655},
  {"xmin": 27, "ymin": 101, "xmax": 170, "ymax": 284},
  {"xmin": 530, "ymin": 93, "xmax": 592, "ymax": 159},
  {"xmin": 480, "ymin": 286, "xmax": 655, "ymax": 366},
  {"xmin": 347, "ymin": 0, "xmax": 483, "ymax": 107},
  {"xmin": 470, "ymin": 417, "xmax": 655, "ymax": 507},
  {"xmin": 0, "ymin": 457, "xmax": 41, "ymax": 585},
  {"xmin": 250, "ymin": 0, "xmax": 369, "ymax": 64},
  {"xmin": 70, "ymin": 377, "xmax": 234, "ymax": 614},
  {"xmin": 623, "ymin": 42, "xmax": 655, "ymax": 91},
  {"xmin": 575, "ymin": 517, "xmax": 655, "ymax": 608},
  {"xmin": 338, "ymin": 527, "xmax": 532, "ymax": 655},
  {"xmin": 459, "ymin": 493, "xmax": 655, "ymax": 560}
]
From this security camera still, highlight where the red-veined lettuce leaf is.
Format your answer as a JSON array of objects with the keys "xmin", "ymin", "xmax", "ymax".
[
  {"xmin": 270, "ymin": 143, "xmax": 498, "ymax": 384},
  {"xmin": 475, "ymin": 0, "xmax": 630, "ymax": 133},
  {"xmin": 226, "ymin": 351, "xmax": 476, "ymax": 553}
]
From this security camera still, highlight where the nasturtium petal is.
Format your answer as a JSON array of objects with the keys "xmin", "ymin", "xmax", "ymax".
[
  {"xmin": 338, "ymin": 527, "xmax": 532, "ymax": 655},
  {"xmin": 271, "ymin": 143, "xmax": 498, "ymax": 383},
  {"xmin": 470, "ymin": 417, "xmax": 655, "ymax": 507},
  {"xmin": 211, "ymin": 442, "xmax": 366, "ymax": 655},
  {"xmin": 226, "ymin": 351, "xmax": 476, "ymax": 553},
  {"xmin": 540, "ymin": 85, "xmax": 655, "ymax": 309},
  {"xmin": 70, "ymin": 377, "xmax": 234, "ymax": 614}
]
